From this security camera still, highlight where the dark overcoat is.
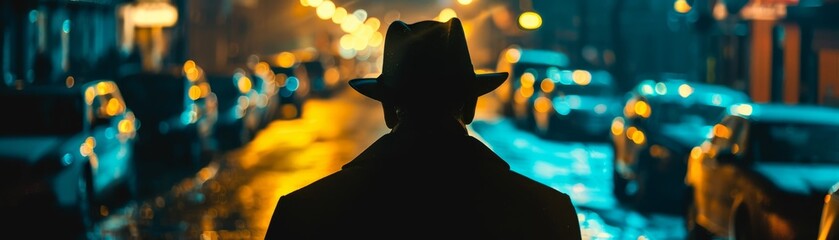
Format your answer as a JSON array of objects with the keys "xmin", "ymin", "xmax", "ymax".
[{"xmin": 265, "ymin": 125, "xmax": 582, "ymax": 239}]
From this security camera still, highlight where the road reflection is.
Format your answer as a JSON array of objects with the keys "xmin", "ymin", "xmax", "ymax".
[
  {"xmin": 98, "ymin": 89, "xmax": 685, "ymax": 240},
  {"xmin": 98, "ymin": 90, "xmax": 386, "ymax": 239}
]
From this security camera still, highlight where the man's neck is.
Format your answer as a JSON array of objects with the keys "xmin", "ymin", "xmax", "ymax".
[{"xmin": 391, "ymin": 115, "xmax": 468, "ymax": 136}]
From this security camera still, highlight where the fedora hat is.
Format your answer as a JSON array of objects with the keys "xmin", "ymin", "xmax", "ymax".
[{"xmin": 349, "ymin": 18, "xmax": 508, "ymax": 127}]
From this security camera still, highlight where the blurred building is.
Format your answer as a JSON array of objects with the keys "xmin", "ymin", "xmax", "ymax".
[
  {"xmin": 694, "ymin": 0, "xmax": 839, "ymax": 106},
  {"xmin": 2, "ymin": 0, "xmax": 126, "ymax": 88}
]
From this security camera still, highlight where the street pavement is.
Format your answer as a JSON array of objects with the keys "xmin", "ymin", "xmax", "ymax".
[{"xmin": 93, "ymin": 88, "xmax": 686, "ymax": 240}]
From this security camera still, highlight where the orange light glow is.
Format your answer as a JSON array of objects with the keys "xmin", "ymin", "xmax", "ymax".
[
  {"xmin": 520, "ymin": 72, "xmax": 536, "ymax": 88},
  {"xmin": 713, "ymin": 124, "xmax": 731, "ymax": 139},
  {"xmin": 276, "ymin": 52, "xmax": 296, "ymax": 68},
  {"xmin": 678, "ymin": 83, "xmax": 693, "ymax": 98},
  {"xmin": 369, "ymin": 31, "xmax": 384, "ymax": 47},
  {"xmin": 540, "ymin": 79, "xmax": 555, "ymax": 93},
  {"xmin": 534, "ymin": 96, "xmax": 552, "ymax": 113},
  {"xmin": 95, "ymin": 81, "xmax": 114, "ymax": 95},
  {"xmin": 505, "ymin": 48, "xmax": 522, "ymax": 63},
  {"xmin": 611, "ymin": 117, "xmax": 625, "ymax": 136},
  {"xmin": 437, "ymin": 8, "xmax": 457, "ymax": 22},
  {"xmin": 65, "ymin": 76, "xmax": 75, "ymax": 88},
  {"xmin": 183, "ymin": 60, "xmax": 196, "ymax": 73},
  {"xmin": 674, "ymin": 0, "xmax": 692, "ymax": 13},
  {"xmin": 85, "ymin": 87, "xmax": 96, "ymax": 105},
  {"xmin": 690, "ymin": 146, "xmax": 702, "ymax": 160},
  {"xmin": 572, "ymin": 70, "xmax": 592, "ymax": 85},
  {"xmin": 129, "ymin": 2, "xmax": 178, "ymax": 27},
  {"xmin": 105, "ymin": 98, "xmax": 123, "ymax": 116},
  {"xmin": 324, "ymin": 67, "xmax": 340, "ymax": 86},
  {"xmin": 631, "ymin": 130, "xmax": 646, "ymax": 145},
  {"xmin": 517, "ymin": 11, "xmax": 542, "ymax": 30},
  {"xmin": 626, "ymin": 127, "xmax": 638, "ymax": 140},
  {"xmin": 520, "ymin": 86, "xmax": 534, "ymax": 98},
  {"xmin": 199, "ymin": 82, "xmax": 211, "ymax": 98},
  {"xmin": 305, "ymin": 0, "xmax": 323, "ymax": 7},
  {"xmin": 118, "ymin": 119, "xmax": 135, "ymax": 134},
  {"xmin": 186, "ymin": 67, "xmax": 200, "ymax": 82},
  {"xmin": 315, "ymin": 0, "xmax": 336, "ymax": 20},
  {"xmin": 255, "ymin": 62, "xmax": 271, "ymax": 76},
  {"xmin": 633, "ymin": 100, "xmax": 651, "ymax": 118},
  {"xmin": 189, "ymin": 85, "xmax": 202, "ymax": 101},
  {"xmin": 331, "ymin": 7, "xmax": 347, "ymax": 24},
  {"xmin": 238, "ymin": 76, "xmax": 253, "ymax": 94}
]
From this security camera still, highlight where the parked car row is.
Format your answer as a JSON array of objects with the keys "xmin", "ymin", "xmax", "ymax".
[
  {"xmin": 0, "ymin": 57, "xmax": 314, "ymax": 235},
  {"xmin": 611, "ymin": 76, "xmax": 752, "ymax": 213},
  {"xmin": 493, "ymin": 47, "xmax": 621, "ymax": 143},
  {"xmin": 684, "ymin": 103, "xmax": 839, "ymax": 239},
  {"xmin": 0, "ymin": 80, "xmax": 139, "ymax": 235}
]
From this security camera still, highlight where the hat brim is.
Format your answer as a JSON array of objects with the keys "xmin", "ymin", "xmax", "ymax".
[{"xmin": 348, "ymin": 72, "xmax": 509, "ymax": 102}]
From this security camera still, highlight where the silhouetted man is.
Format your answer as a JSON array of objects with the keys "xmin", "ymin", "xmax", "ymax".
[{"xmin": 265, "ymin": 18, "xmax": 582, "ymax": 239}]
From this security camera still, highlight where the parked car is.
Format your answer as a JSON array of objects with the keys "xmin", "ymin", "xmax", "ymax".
[
  {"xmin": 819, "ymin": 181, "xmax": 839, "ymax": 240},
  {"xmin": 297, "ymin": 60, "xmax": 338, "ymax": 98},
  {"xmin": 114, "ymin": 61, "xmax": 218, "ymax": 170},
  {"xmin": 271, "ymin": 64, "xmax": 308, "ymax": 120},
  {"xmin": 0, "ymin": 80, "xmax": 139, "ymax": 235},
  {"xmin": 532, "ymin": 69, "xmax": 620, "ymax": 142},
  {"xmin": 206, "ymin": 70, "xmax": 255, "ymax": 151},
  {"xmin": 684, "ymin": 103, "xmax": 839, "ymax": 240},
  {"xmin": 493, "ymin": 47, "xmax": 569, "ymax": 130},
  {"xmin": 611, "ymin": 78, "xmax": 751, "ymax": 213}
]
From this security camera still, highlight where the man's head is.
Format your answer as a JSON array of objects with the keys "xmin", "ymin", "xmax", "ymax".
[{"xmin": 348, "ymin": 18, "xmax": 508, "ymax": 128}]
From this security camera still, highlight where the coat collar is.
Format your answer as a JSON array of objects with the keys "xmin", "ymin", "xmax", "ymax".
[{"xmin": 343, "ymin": 133, "xmax": 510, "ymax": 171}]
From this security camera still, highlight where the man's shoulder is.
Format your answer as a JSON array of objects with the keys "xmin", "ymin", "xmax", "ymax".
[
  {"xmin": 281, "ymin": 166, "xmax": 371, "ymax": 201},
  {"xmin": 497, "ymin": 169, "xmax": 573, "ymax": 201}
]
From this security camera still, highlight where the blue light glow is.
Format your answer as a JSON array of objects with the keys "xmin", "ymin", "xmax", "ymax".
[
  {"xmin": 62, "ymin": 20, "xmax": 71, "ymax": 33},
  {"xmin": 29, "ymin": 10, "xmax": 38, "ymax": 23},
  {"xmin": 554, "ymin": 101, "xmax": 571, "ymax": 115},
  {"xmin": 62, "ymin": 153, "xmax": 73, "ymax": 166},
  {"xmin": 286, "ymin": 77, "xmax": 300, "ymax": 91},
  {"xmin": 559, "ymin": 70, "xmax": 573, "ymax": 85}
]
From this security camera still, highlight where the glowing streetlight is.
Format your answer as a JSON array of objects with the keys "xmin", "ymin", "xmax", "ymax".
[
  {"xmin": 518, "ymin": 11, "xmax": 542, "ymax": 30},
  {"xmin": 437, "ymin": 8, "xmax": 457, "ymax": 22},
  {"xmin": 316, "ymin": 1, "xmax": 336, "ymax": 20},
  {"xmin": 674, "ymin": 0, "xmax": 692, "ymax": 13},
  {"xmin": 457, "ymin": 0, "xmax": 473, "ymax": 5}
]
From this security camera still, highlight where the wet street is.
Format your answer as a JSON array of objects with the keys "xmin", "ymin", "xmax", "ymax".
[{"xmin": 88, "ymin": 88, "xmax": 686, "ymax": 240}]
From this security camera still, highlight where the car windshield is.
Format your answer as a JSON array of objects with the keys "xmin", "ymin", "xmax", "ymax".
[
  {"xmin": 512, "ymin": 63, "xmax": 560, "ymax": 81},
  {"xmin": 749, "ymin": 121, "xmax": 839, "ymax": 164},
  {"xmin": 554, "ymin": 84, "xmax": 614, "ymax": 97},
  {"xmin": 651, "ymin": 101, "xmax": 726, "ymax": 126},
  {"xmin": 0, "ymin": 92, "xmax": 85, "ymax": 136},
  {"xmin": 117, "ymin": 74, "xmax": 186, "ymax": 122}
]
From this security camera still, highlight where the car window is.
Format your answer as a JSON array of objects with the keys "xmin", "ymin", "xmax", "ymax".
[
  {"xmin": 709, "ymin": 116, "xmax": 739, "ymax": 155},
  {"xmin": 650, "ymin": 101, "xmax": 726, "ymax": 126},
  {"xmin": 0, "ymin": 91, "xmax": 85, "ymax": 136},
  {"xmin": 748, "ymin": 121, "xmax": 839, "ymax": 164},
  {"xmin": 554, "ymin": 84, "xmax": 614, "ymax": 97}
]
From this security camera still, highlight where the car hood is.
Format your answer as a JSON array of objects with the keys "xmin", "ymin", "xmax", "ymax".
[
  {"xmin": 754, "ymin": 163, "xmax": 839, "ymax": 196},
  {"xmin": 659, "ymin": 124, "xmax": 711, "ymax": 148},
  {"xmin": 0, "ymin": 136, "xmax": 74, "ymax": 164}
]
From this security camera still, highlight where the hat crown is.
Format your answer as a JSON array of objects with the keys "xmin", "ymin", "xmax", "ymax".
[{"xmin": 378, "ymin": 18, "xmax": 476, "ymax": 103}]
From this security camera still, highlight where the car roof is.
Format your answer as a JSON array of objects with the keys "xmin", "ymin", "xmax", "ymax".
[
  {"xmin": 632, "ymin": 79, "xmax": 750, "ymax": 106},
  {"xmin": 515, "ymin": 49, "xmax": 570, "ymax": 67},
  {"xmin": 730, "ymin": 103, "xmax": 839, "ymax": 126}
]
